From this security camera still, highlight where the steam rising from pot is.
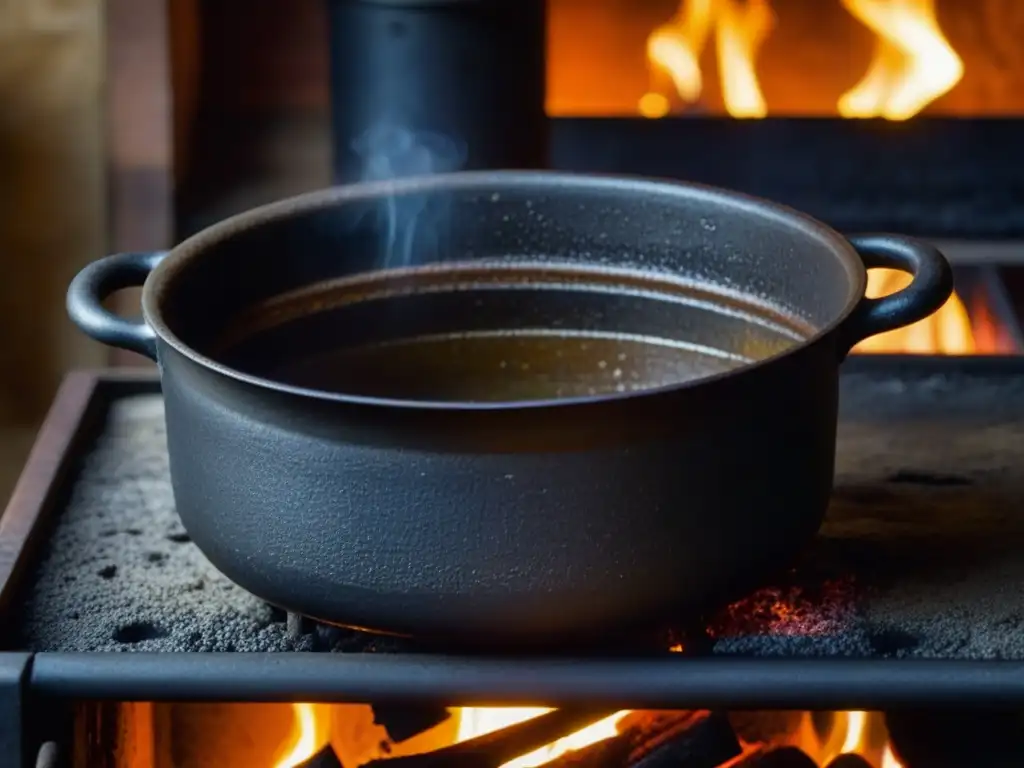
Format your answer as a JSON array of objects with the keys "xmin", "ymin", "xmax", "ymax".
[{"xmin": 352, "ymin": 125, "xmax": 466, "ymax": 269}]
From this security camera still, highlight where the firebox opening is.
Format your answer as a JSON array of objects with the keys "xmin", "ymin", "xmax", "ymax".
[
  {"xmin": 76, "ymin": 702, "xmax": 968, "ymax": 768},
  {"xmin": 548, "ymin": 0, "xmax": 1023, "ymax": 119}
]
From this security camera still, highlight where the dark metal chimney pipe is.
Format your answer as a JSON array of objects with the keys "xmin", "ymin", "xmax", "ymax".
[{"xmin": 326, "ymin": 0, "xmax": 549, "ymax": 183}]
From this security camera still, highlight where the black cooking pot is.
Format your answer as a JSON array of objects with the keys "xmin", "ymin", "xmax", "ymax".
[{"xmin": 67, "ymin": 172, "xmax": 952, "ymax": 646}]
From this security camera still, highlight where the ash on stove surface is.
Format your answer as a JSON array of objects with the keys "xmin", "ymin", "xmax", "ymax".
[{"xmin": 14, "ymin": 369, "xmax": 1024, "ymax": 658}]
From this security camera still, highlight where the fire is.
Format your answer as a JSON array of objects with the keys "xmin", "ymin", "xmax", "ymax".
[
  {"xmin": 641, "ymin": 0, "xmax": 774, "ymax": 118},
  {"xmin": 266, "ymin": 702, "xmax": 911, "ymax": 767},
  {"xmin": 838, "ymin": 0, "xmax": 963, "ymax": 120},
  {"xmin": 641, "ymin": 0, "xmax": 962, "ymax": 119},
  {"xmin": 852, "ymin": 268, "xmax": 975, "ymax": 354},
  {"xmin": 453, "ymin": 708, "xmax": 906, "ymax": 767},
  {"xmin": 455, "ymin": 708, "xmax": 630, "ymax": 768},
  {"xmin": 273, "ymin": 703, "xmax": 327, "ymax": 768}
]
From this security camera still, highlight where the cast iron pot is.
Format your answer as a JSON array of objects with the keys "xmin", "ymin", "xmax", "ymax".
[{"xmin": 67, "ymin": 171, "xmax": 952, "ymax": 646}]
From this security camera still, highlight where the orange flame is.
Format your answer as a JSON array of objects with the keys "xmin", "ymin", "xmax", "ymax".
[
  {"xmin": 642, "ymin": 0, "xmax": 774, "ymax": 118},
  {"xmin": 641, "ymin": 0, "xmax": 962, "ymax": 119},
  {"xmin": 455, "ymin": 708, "xmax": 630, "ymax": 768},
  {"xmin": 454, "ymin": 708, "xmax": 907, "ymax": 768},
  {"xmin": 838, "ymin": 0, "xmax": 963, "ymax": 120},
  {"xmin": 273, "ymin": 703, "xmax": 327, "ymax": 768},
  {"xmin": 852, "ymin": 268, "xmax": 975, "ymax": 354}
]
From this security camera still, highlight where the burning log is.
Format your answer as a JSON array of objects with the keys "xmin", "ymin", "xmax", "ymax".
[
  {"xmin": 732, "ymin": 746, "xmax": 817, "ymax": 767},
  {"xmin": 363, "ymin": 708, "xmax": 615, "ymax": 768},
  {"xmin": 535, "ymin": 711, "xmax": 741, "ymax": 768},
  {"xmin": 727, "ymin": 712, "xmax": 804, "ymax": 745},
  {"xmin": 292, "ymin": 745, "xmax": 345, "ymax": 768},
  {"xmin": 885, "ymin": 711, "xmax": 1024, "ymax": 768},
  {"xmin": 371, "ymin": 704, "xmax": 451, "ymax": 743},
  {"xmin": 823, "ymin": 756, "xmax": 873, "ymax": 768}
]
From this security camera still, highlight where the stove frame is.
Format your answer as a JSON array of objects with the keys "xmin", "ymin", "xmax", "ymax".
[{"xmin": 4, "ymin": 360, "xmax": 1024, "ymax": 764}]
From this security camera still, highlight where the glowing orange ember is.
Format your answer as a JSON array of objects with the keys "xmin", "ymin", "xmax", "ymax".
[
  {"xmin": 455, "ymin": 708, "xmax": 630, "ymax": 768},
  {"xmin": 641, "ymin": 0, "xmax": 962, "ymax": 119}
]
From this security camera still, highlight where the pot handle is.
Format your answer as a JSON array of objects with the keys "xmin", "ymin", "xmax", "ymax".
[
  {"xmin": 66, "ymin": 251, "xmax": 166, "ymax": 361},
  {"xmin": 836, "ymin": 234, "xmax": 954, "ymax": 359}
]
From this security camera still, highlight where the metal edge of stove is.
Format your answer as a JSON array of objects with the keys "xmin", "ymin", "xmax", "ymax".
[
  {"xmin": 5, "ymin": 363, "xmax": 1024, "ymax": 709},
  {"xmin": 0, "ymin": 653, "xmax": 30, "ymax": 768},
  {"xmin": 25, "ymin": 652, "xmax": 1024, "ymax": 710}
]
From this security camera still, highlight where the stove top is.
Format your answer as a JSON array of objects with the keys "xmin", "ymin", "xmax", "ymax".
[{"xmin": 9, "ymin": 358, "xmax": 1024, "ymax": 662}]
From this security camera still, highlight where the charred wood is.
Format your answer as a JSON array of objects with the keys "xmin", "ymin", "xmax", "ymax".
[
  {"xmin": 733, "ymin": 746, "xmax": 818, "ymax": 767},
  {"xmin": 371, "ymin": 705, "xmax": 451, "ymax": 743},
  {"xmin": 885, "ymin": 711, "xmax": 1024, "ymax": 768},
  {"xmin": 535, "ymin": 711, "xmax": 740, "ymax": 768},
  {"xmin": 727, "ymin": 712, "xmax": 804, "ymax": 745},
  {"xmin": 363, "ymin": 708, "xmax": 613, "ymax": 768},
  {"xmin": 294, "ymin": 745, "xmax": 345, "ymax": 768},
  {"xmin": 823, "ymin": 756, "xmax": 874, "ymax": 768}
]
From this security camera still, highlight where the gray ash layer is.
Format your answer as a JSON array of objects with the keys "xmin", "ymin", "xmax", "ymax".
[
  {"xmin": 712, "ymin": 369, "xmax": 1024, "ymax": 660},
  {"xmin": 15, "ymin": 367, "xmax": 1024, "ymax": 658},
  {"xmin": 16, "ymin": 395, "xmax": 392, "ymax": 653}
]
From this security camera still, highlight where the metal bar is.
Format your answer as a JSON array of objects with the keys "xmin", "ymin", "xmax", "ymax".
[
  {"xmin": 842, "ymin": 353, "xmax": 1024, "ymax": 376},
  {"xmin": 550, "ymin": 118, "xmax": 1024, "ymax": 240},
  {"xmin": 980, "ymin": 265, "xmax": 1024, "ymax": 352},
  {"xmin": 0, "ymin": 654, "xmax": 31, "ymax": 768},
  {"xmin": 28, "ymin": 653, "xmax": 1024, "ymax": 709}
]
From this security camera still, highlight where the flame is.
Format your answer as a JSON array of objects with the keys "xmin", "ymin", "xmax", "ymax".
[
  {"xmin": 786, "ymin": 711, "xmax": 905, "ymax": 767},
  {"xmin": 640, "ymin": 0, "xmax": 962, "ymax": 119},
  {"xmin": 882, "ymin": 744, "xmax": 906, "ymax": 768},
  {"xmin": 838, "ymin": 0, "xmax": 963, "ymax": 120},
  {"xmin": 642, "ymin": 0, "xmax": 774, "ymax": 118},
  {"xmin": 455, "ymin": 708, "xmax": 629, "ymax": 768},
  {"xmin": 454, "ymin": 708, "xmax": 908, "ymax": 768},
  {"xmin": 273, "ymin": 703, "xmax": 326, "ymax": 768},
  {"xmin": 852, "ymin": 269, "xmax": 975, "ymax": 354}
]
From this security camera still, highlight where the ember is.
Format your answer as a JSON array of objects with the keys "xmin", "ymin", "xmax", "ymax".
[{"xmin": 707, "ymin": 577, "xmax": 859, "ymax": 639}]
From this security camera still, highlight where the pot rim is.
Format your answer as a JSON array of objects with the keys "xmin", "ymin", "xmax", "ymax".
[{"xmin": 144, "ymin": 170, "xmax": 865, "ymax": 411}]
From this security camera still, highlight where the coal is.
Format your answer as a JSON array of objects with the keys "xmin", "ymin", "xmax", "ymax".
[
  {"xmin": 536, "ymin": 711, "xmax": 740, "ymax": 768},
  {"xmin": 293, "ymin": 745, "xmax": 345, "ymax": 768},
  {"xmin": 370, "ymin": 705, "xmax": 451, "ymax": 743},
  {"xmin": 823, "ymin": 756, "xmax": 873, "ymax": 768},
  {"xmin": 361, "ymin": 709, "xmax": 614, "ymax": 768},
  {"xmin": 15, "ymin": 368, "xmax": 1024, "ymax": 658},
  {"xmin": 734, "ymin": 747, "xmax": 818, "ymax": 768},
  {"xmin": 726, "ymin": 712, "xmax": 804, "ymax": 745},
  {"xmin": 885, "ymin": 711, "xmax": 1024, "ymax": 768},
  {"xmin": 629, "ymin": 712, "xmax": 741, "ymax": 768}
]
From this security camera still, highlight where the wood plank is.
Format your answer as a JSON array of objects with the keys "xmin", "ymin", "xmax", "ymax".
[{"xmin": 0, "ymin": 371, "xmax": 99, "ymax": 633}]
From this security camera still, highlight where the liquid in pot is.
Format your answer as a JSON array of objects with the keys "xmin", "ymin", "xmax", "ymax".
[
  {"xmin": 213, "ymin": 264, "xmax": 809, "ymax": 403},
  {"xmin": 258, "ymin": 330, "xmax": 748, "ymax": 402}
]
